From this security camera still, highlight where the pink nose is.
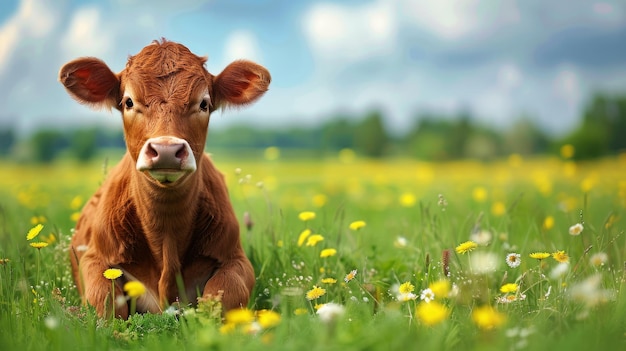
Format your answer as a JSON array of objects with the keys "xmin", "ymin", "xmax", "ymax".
[{"xmin": 144, "ymin": 142, "xmax": 188, "ymax": 169}]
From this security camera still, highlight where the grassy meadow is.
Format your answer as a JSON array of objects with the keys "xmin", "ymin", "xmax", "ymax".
[{"xmin": 1, "ymin": 148, "xmax": 625, "ymax": 350}]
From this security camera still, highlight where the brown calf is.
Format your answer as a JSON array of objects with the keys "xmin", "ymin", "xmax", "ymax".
[{"xmin": 59, "ymin": 39, "xmax": 269, "ymax": 318}]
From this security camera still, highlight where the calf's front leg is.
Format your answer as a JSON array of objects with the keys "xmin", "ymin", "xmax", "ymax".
[{"xmin": 203, "ymin": 255, "xmax": 255, "ymax": 310}]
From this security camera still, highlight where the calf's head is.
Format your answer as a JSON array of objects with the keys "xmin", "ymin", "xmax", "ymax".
[{"xmin": 59, "ymin": 39, "xmax": 270, "ymax": 186}]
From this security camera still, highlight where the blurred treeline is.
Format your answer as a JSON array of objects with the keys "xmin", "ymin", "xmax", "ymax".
[{"xmin": 1, "ymin": 92, "xmax": 625, "ymax": 163}]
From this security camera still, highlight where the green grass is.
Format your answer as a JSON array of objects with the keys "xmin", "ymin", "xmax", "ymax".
[{"xmin": 1, "ymin": 152, "xmax": 625, "ymax": 350}]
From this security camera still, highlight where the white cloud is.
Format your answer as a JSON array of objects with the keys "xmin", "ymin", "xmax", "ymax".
[
  {"xmin": 553, "ymin": 66, "xmax": 581, "ymax": 107},
  {"xmin": 0, "ymin": 0, "xmax": 57, "ymax": 73},
  {"xmin": 302, "ymin": 0, "xmax": 396, "ymax": 62},
  {"xmin": 497, "ymin": 64, "xmax": 523, "ymax": 91},
  {"xmin": 61, "ymin": 7, "xmax": 113, "ymax": 59},
  {"xmin": 402, "ymin": 0, "xmax": 520, "ymax": 40},
  {"xmin": 223, "ymin": 30, "xmax": 261, "ymax": 64}
]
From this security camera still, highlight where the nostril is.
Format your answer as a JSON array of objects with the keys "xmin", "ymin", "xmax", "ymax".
[
  {"xmin": 146, "ymin": 143, "xmax": 158, "ymax": 158},
  {"xmin": 175, "ymin": 144, "xmax": 187, "ymax": 159}
]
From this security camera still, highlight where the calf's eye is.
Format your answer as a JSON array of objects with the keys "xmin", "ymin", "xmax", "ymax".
[
  {"xmin": 199, "ymin": 99, "xmax": 208, "ymax": 112},
  {"xmin": 125, "ymin": 98, "xmax": 134, "ymax": 109}
]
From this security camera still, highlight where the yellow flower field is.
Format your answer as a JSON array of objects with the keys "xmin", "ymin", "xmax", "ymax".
[{"xmin": 0, "ymin": 151, "xmax": 625, "ymax": 350}]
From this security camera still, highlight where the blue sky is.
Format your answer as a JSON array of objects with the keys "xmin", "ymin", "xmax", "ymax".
[{"xmin": 1, "ymin": 0, "xmax": 625, "ymax": 136}]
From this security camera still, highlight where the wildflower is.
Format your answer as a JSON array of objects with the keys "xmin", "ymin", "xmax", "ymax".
[
  {"xmin": 103, "ymin": 268, "xmax": 123, "ymax": 280},
  {"xmin": 569, "ymin": 223, "xmax": 584, "ymax": 236},
  {"xmin": 529, "ymin": 252, "xmax": 550, "ymax": 260},
  {"xmin": 225, "ymin": 308, "xmax": 255, "ymax": 325},
  {"xmin": 349, "ymin": 220, "xmax": 366, "ymax": 231},
  {"xmin": 321, "ymin": 278, "xmax": 337, "ymax": 284},
  {"xmin": 472, "ymin": 305, "xmax": 506, "ymax": 330},
  {"xmin": 394, "ymin": 236, "xmax": 408, "ymax": 248},
  {"xmin": 305, "ymin": 234, "xmax": 324, "ymax": 246},
  {"xmin": 543, "ymin": 216, "xmax": 554, "ymax": 230},
  {"xmin": 496, "ymin": 294, "xmax": 527, "ymax": 304},
  {"xmin": 26, "ymin": 224, "xmax": 44, "ymax": 240},
  {"xmin": 344, "ymin": 269, "xmax": 357, "ymax": 283},
  {"xmin": 399, "ymin": 282, "xmax": 415, "ymax": 294},
  {"xmin": 429, "ymin": 280, "xmax": 451, "ymax": 299},
  {"xmin": 470, "ymin": 252, "xmax": 499, "ymax": 274},
  {"xmin": 569, "ymin": 274, "xmax": 615, "ymax": 308},
  {"xmin": 560, "ymin": 144, "xmax": 575, "ymax": 159},
  {"xmin": 505, "ymin": 253, "xmax": 521, "ymax": 268},
  {"xmin": 294, "ymin": 308, "xmax": 308, "ymax": 315},
  {"xmin": 491, "ymin": 201, "xmax": 506, "ymax": 217},
  {"xmin": 455, "ymin": 241, "xmax": 478, "ymax": 254},
  {"xmin": 472, "ymin": 187, "xmax": 487, "ymax": 202},
  {"xmin": 589, "ymin": 252, "xmax": 608, "ymax": 267},
  {"xmin": 306, "ymin": 286, "xmax": 326, "ymax": 300},
  {"xmin": 123, "ymin": 281, "xmax": 146, "ymax": 298},
  {"xmin": 29, "ymin": 242, "xmax": 49, "ymax": 249},
  {"xmin": 219, "ymin": 322, "xmax": 236, "ymax": 334},
  {"xmin": 316, "ymin": 302, "xmax": 345, "ymax": 323},
  {"xmin": 399, "ymin": 192, "xmax": 416, "ymax": 207},
  {"xmin": 264, "ymin": 146, "xmax": 280, "ymax": 161},
  {"xmin": 312, "ymin": 194, "xmax": 327, "ymax": 208},
  {"xmin": 0, "ymin": 258, "xmax": 9, "ymax": 265},
  {"xmin": 416, "ymin": 301, "xmax": 450, "ymax": 326},
  {"xmin": 500, "ymin": 283, "xmax": 518, "ymax": 294},
  {"xmin": 550, "ymin": 262, "xmax": 569, "ymax": 280},
  {"xmin": 297, "ymin": 229, "xmax": 311, "ymax": 247},
  {"xmin": 70, "ymin": 195, "xmax": 83, "ymax": 210},
  {"xmin": 470, "ymin": 230, "xmax": 492, "ymax": 246},
  {"xmin": 70, "ymin": 212, "xmax": 81, "ymax": 222},
  {"xmin": 298, "ymin": 211, "xmax": 316, "ymax": 222},
  {"xmin": 420, "ymin": 288, "xmax": 435, "ymax": 303},
  {"xmin": 397, "ymin": 292, "xmax": 418, "ymax": 302},
  {"xmin": 552, "ymin": 250, "xmax": 569, "ymax": 263},
  {"xmin": 256, "ymin": 310, "xmax": 281, "ymax": 329},
  {"xmin": 320, "ymin": 248, "xmax": 337, "ymax": 258}
]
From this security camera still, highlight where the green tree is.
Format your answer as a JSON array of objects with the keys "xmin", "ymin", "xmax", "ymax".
[
  {"xmin": 30, "ymin": 129, "xmax": 65, "ymax": 163},
  {"xmin": 71, "ymin": 128, "xmax": 98, "ymax": 162},
  {"xmin": 353, "ymin": 110, "xmax": 390, "ymax": 158}
]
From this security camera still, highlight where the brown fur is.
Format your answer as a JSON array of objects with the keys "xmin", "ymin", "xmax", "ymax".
[{"xmin": 60, "ymin": 39, "xmax": 270, "ymax": 318}]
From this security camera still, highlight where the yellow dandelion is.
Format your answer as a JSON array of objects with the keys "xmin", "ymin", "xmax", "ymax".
[
  {"xmin": 225, "ymin": 308, "xmax": 255, "ymax": 325},
  {"xmin": 298, "ymin": 211, "xmax": 316, "ymax": 221},
  {"xmin": 312, "ymin": 194, "xmax": 328, "ymax": 208},
  {"xmin": 455, "ymin": 241, "xmax": 478, "ymax": 254},
  {"xmin": 472, "ymin": 305, "xmax": 506, "ymax": 330},
  {"xmin": 349, "ymin": 220, "xmax": 366, "ymax": 231},
  {"xmin": 256, "ymin": 309, "xmax": 281, "ymax": 329},
  {"xmin": 320, "ymin": 248, "xmax": 337, "ymax": 258},
  {"xmin": 399, "ymin": 282, "xmax": 415, "ymax": 294},
  {"xmin": 491, "ymin": 201, "xmax": 506, "ymax": 217},
  {"xmin": 276, "ymin": 240, "xmax": 283, "ymax": 248},
  {"xmin": 344, "ymin": 269, "xmax": 358, "ymax": 283},
  {"xmin": 294, "ymin": 308, "xmax": 308, "ymax": 316},
  {"xmin": 305, "ymin": 286, "xmax": 326, "ymax": 300},
  {"xmin": 263, "ymin": 146, "xmax": 280, "ymax": 161},
  {"xmin": 429, "ymin": 280, "xmax": 451, "ymax": 299},
  {"xmin": 29, "ymin": 242, "xmax": 48, "ymax": 249},
  {"xmin": 305, "ymin": 234, "xmax": 324, "ymax": 247},
  {"xmin": 103, "ymin": 268, "xmax": 123, "ymax": 280},
  {"xmin": 30, "ymin": 216, "xmax": 46, "ymax": 225},
  {"xmin": 499, "ymin": 283, "xmax": 518, "ymax": 293},
  {"xmin": 70, "ymin": 212, "xmax": 81, "ymax": 222},
  {"xmin": 416, "ymin": 301, "xmax": 450, "ymax": 326},
  {"xmin": 321, "ymin": 278, "xmax": 337, "ymax": 284},
  {"xmin": 297, "ymin": 229, "xmax": 311, "ymax": 247},
  {"xmin": 472, "ymin": 187, "xmax": 487, "ymax": 203},
  {"xmin": 69, "ymin": 195, "xmax": 83, "ymax": 210},
  {"xmin": 529, "ymin": 252, "xmax": 550, "ymax": 260},
  {"xmin": 560, "ymin": 144, "xmax": 575, "ymax": 159},
  {"xmin": 123, "ymin": 281, "xmax": 146, "ymax": 298},
  {"xmin": 219, "ymin": 322, "xmax": 236, "ymax": 335},
  {"xmin": 26, "ymin": 224, "xmax": 44, "ymax": 241},
  {"xmin": 552, "ymin": 250, "xmax": 569, "ymax": 263},
  {"xmin": 543, "ymin": 216, "xmax": 555, "ymax": 230},
  {"xmin": 399, "ymin": 192, "xmax": 416, "ymax": 207}
]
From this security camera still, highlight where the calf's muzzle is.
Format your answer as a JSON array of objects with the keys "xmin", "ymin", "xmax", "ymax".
[{"xmin": 136, "ymin": 136, "xmax": 197, "ymax": 184}]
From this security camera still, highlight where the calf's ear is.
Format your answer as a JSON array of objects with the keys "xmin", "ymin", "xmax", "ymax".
[
  {"xmin": 59, "ymin": 58, "xmax": 120, "ymax": 110},
  {"xmin": 212, "ymin": 60, "xmax": 271, "ymax": 111}
]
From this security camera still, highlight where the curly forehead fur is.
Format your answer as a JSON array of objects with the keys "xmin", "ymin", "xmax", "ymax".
[{"xmin": 122, "ymin": 39, "xmax": 211, "ymax": 108}]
